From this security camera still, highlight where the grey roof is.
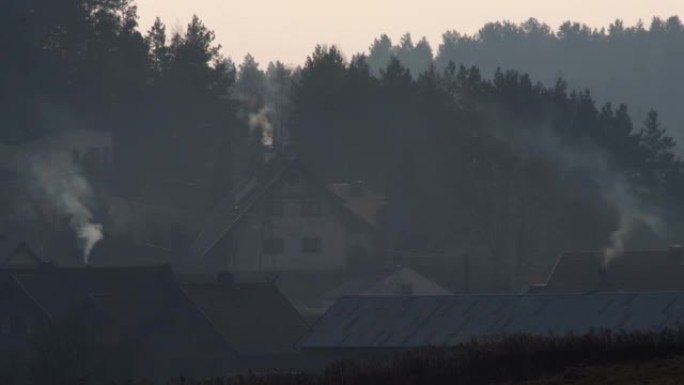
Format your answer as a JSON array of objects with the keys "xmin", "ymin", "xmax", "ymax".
[
  {"xmin": 298, "ymin": 293, "xmax": 684, "ymax": 349},
  {"xmin": 181, "ymin": 282, "xmax": 309, "ymax": 355}
]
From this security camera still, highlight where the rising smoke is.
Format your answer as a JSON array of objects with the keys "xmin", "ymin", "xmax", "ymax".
[
  {"xmin": 28, "ymin": 151, "xmax": 103, "ymax": 264},
  {"xmin": 248, "ymin": 107, "xmax": 274, "ymax": 148},
  {"xmin": 499, "ymin": 118, "xmax": 665, "ymax": 267}
]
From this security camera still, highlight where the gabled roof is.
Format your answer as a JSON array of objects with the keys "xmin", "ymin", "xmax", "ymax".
[
  {"xmin": 190, "ymin": 158, "xmax": 298, "ymax": 260},
  {"xmin": 327, "ymin": 182, "xmax": 386, "ymax": 228},
  {"xmin": 533, "ymin": 248, "xmax": 684, "ymax": 293},
  {"xmin": 299, "ymin": 292, "xmax": 684, "ymax": 349},
  {"xmin": 322, "ymin": 267, "xmax": 453, "ymax": 300},
  {"xmin": 0, "ymin": 240, "xmax": 46, "ymax": 269},
  {"xmin": 181, "ymin": 282, "xmax": 309, "ymax": 355},
  {"xmin": 190, "ymin": 157, "xmax": 377, "ymax": 260}
]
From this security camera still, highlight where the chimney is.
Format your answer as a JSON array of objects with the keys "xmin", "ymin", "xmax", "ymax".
[
  {"xmin": 217, "ymin": 271, "xmax": 234, "ymax": 285},
  {"xmin": 598, "ymin": 264, "xmax": 608, "ymax": 283},
  {"xmin": 349, "ymin": 181, "xmax": 364, "ymax": 198},
  {"xmin": 669, "ymin": 245, "xmax": 683, "ymax": 264}
]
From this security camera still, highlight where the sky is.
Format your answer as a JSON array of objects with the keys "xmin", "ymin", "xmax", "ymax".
[{"xmin": 135, "ymin": 0, "xmax": 683, "ymax": 68}]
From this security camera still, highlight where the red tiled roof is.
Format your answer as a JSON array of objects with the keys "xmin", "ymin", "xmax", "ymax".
[
  {"xmin": 537, "ymin": 249, "xmax": 684, "ymax": 293},
  {"xmin": 327, "ymin": 182, "xmax": 386, "ymax": 228}
]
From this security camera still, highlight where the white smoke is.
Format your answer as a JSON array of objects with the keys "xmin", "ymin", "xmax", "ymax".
[
  {"xmin": 28, "ymin": 151, "xmax": 103, "ymax": 264},
  {"xmin": 602, "ymin": 179, "xmax": 663, "ymax": 269},
  {"xmin": 248, "ymin": 107, "xmax": 274, "ymax": 147},
  {"xmin": 499, "ymin": 121, "xmax": 665, "ymax": 269}
]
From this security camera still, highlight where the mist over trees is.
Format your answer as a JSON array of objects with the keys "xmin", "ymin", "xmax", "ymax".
[
  {"xmin": 367, "ymin": 17, "xmax": 684, "ymax": 148},
  {"xmin": 2, "ymin": 0, "xmax": 684, "ymax": 287}
]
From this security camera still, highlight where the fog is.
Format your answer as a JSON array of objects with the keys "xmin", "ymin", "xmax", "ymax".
[{"xmin": 2, "ymin": 0, "xmax": 684, "ymax": 383}]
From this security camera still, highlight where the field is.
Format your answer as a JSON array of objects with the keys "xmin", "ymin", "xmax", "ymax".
[{"xmin": 154, "ymin": 329, "xmax": 684, "ymax": 385}]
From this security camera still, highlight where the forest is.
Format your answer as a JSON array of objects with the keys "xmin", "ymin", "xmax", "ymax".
[{"xmin": 2, "ymin": 0, "xmax": 684, "ymax": 288}]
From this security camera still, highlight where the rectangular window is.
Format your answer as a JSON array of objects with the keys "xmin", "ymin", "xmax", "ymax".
[
  {"xmin": 263, "ymin": 238, "xmax": 284, "ymax": 254},
  {"xmin": 301, "ymin": 237, "xmax": 322, "ymax": 253},
  {"xmin": 301, "ymin": 200, "xmax": 322, "ymax": 216}
]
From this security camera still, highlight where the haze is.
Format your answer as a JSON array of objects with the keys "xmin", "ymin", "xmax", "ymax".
[{"xmin": 136, "ymin": 0, "xmax": 683, "ymax": 65}]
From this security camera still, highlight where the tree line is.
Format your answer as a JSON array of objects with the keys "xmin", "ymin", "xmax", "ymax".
[{"xmin": 2, "ymin": 0, "xmax": 683, "ymax": 286}]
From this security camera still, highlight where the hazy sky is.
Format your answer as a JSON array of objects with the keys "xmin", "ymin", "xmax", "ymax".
[{"xmin": 136, "ymin": 0, "xmax": 682, "ymax": 67}]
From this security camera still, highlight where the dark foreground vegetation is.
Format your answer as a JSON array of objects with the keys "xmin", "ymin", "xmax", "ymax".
[{"xmin": 124, "ymin": 329, "xmax": 684, "ymax": 385}]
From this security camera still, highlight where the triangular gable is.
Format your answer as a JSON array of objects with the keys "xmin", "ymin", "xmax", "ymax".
[
  {"xmin": 191, "ymin": 157, "xmax": 378, "ymax": 260},
  {"xmin": 324, "ymin": 267, "xmax": 453, "ymax": 299},
  {"xmin": 362, "ymin": 267, "xmax": 453, "ymax": 296},
  {"xmin": 1, "ymin": 242, "xmax": 44, "ymax": 268}
]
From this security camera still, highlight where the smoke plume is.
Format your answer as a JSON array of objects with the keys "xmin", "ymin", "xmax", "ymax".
[
  {"xmin": 601, "ymin": 178, "xmax": 663, "ymax": 268},
  {"xmin": 248, "ymin": 107, "xmax": 274, "ymax": 147},
  {"xmin": 499, "ymin": 119, "xmax": 665, "ymax": 268},
  {"xmin": 28, "ymin": 151, "xmax": 103, "ymax": 264}
]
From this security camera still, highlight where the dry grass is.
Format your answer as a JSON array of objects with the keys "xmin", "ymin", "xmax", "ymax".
[{"xmin": 152, "ymin": 328, "xmax": 684, "ymax": 385}]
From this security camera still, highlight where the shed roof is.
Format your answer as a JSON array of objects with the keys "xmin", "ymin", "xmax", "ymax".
[{"xmin": 298, "ymin": 293, "xmax": 684, "ymax": 349}]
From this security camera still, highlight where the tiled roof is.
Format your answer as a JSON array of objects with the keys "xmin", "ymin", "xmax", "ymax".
[
  {"xmin": 535, "ymin": 249, "xmax": 684, "ymax": 293},
  {"xmin": 299, "ymin": 292, "xmax": 684, "ymax": 349},
  {"xmin": 327, "ymin": 182, "xmax": 386, "ymax": 228}
]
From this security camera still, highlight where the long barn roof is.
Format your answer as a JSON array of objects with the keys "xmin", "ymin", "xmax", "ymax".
[{"xmin": 298, "ymin": 292, "xmax": 684, "ymax": 349}]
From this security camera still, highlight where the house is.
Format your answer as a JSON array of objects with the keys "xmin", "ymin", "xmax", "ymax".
[
  {"xmin": 529, "ymin": 245, "xmax": 684, "ymax": 293},
  {"xmin": 298, "ymin": 292, "xmax": 684, "ymax": 366},
  {"xmin": 0, "ymin": 265, "xmax": 234, "ymax": 382},
  {"xmin": 321, "ymin": 266, "xmax": 453, "ymax": 307},
  {"xmin": 0, "ymin": 264, "xmax": 312, "ymax": 382},
  {"xmin": 0, "ymin": 128, "xmax": 113, "ymax": 177},
  {"xmin": 191, "ymin": 157, "xmax": 384, "ymax": 274}
]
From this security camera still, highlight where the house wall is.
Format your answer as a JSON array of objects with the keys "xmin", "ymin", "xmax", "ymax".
[{"xmin": 230, "ymin": 174, "xmax": 349, "ymax": 272}]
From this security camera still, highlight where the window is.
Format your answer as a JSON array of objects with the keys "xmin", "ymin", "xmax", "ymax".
[
  {"xmin": 301, "ymin": 237, "xmax": 322, "ymax": 253},
  {"xmin": 301, "ymin": 200, "xmax": 322, "ymax": 216},
  {"xmin": 263, "ymin": 238, "xmax": 284, "ymax": 254},
  {"xmin": 398, "ymin": 283, "xmax": 414, "ymax": 296},
  {"xmin": 266, "ymin": 200, "xmax": 284, "ymax": 216}
]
